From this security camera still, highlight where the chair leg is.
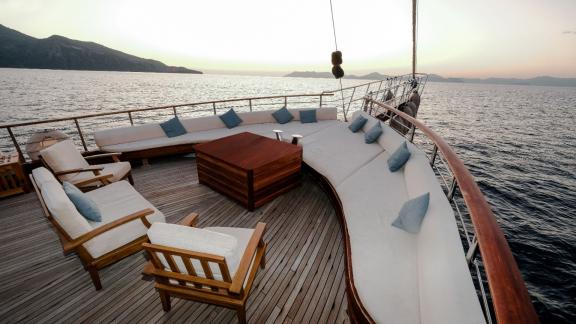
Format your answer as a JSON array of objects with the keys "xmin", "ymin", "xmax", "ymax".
[
  {"xmin": 88, "ymin": 266, "xmax": 102, "ymax": 291},
  {"xmin": 236, "ymin": 306, "xmax": 247, "ymax": 324},
  {"xmin": 159, "ymin": 290, "xmax": 171, "ymax": 312},
  {"xmin": 127, "ymin": 172, "xmax": 134, "ymax": 185}
]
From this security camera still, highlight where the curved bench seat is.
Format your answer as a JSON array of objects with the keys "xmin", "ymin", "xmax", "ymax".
[
  {"xmin": 95, "ymin": 109, "xmax": 340, "ymax": 153},
  {"xmin": 94, "ymin": 108, "xmax": 485, "ymax": 323}
]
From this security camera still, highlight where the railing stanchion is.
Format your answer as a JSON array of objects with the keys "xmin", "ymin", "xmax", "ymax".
[
  {"xmin": 284, "ymin": 96, "xmax": 287, "ymax": 107},
  {"xmin": 212, "ymin": 103, "xmax": 217, "ymax": 115},
  {"xmin": 74, "ymin": 118, "xmax": 88, "ymax": 152},
  {"xmin": 430, "ymin": 144, "xmax": 438, "ymax": 166},
  {"xmin": 409, "ymin": 125, "xmax": 416, "ymax": 142},
  {"xmin": 128, "ymin": 112, "xmax": 134, "ymax": 125},
  {"xmin": 173, "ymin": 106, "xmax": 177, "ymax": 117},
  {"xmin": 249, "ymin": 99, "xmax": 253, "ymax": 112},
  {"xmin": 466, "ymin": 237, "xmax": 479, "ymax": 264},
  {"xmin": 7, "ymin": 127, "xmax": 24, "ymax": 161},
  {"xmin": 447, "ymin": 177, "xmax": 458, "ymax": 201},
  {"xmin": 346, "ymin": 87, "xmax": 356, "ymax": 118}
]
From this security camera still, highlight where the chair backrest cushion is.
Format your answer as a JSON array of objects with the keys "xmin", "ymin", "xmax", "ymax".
[
  {"xmin": 148, "ymin": 223, "xmax": 239, "ymax": 280},
  {"xmin": 40, "ymin": 140, "xmax": 89, "ymax": 173},
  {"xmin": 41, "ymin": 181, "xmax": 93, "ymax": 239},
  {"xmin": 31, "ymin": 167, "xmax": 59, "ymax": 191}
]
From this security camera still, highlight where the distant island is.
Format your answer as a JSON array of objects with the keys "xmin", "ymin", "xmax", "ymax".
[
  {"xmin": 285, "ymin": 71, "xmax": 576, "ymax": 87},
  {"xmin": 0, "ymin": 24, "xmax": 202, "ymax": 74}
]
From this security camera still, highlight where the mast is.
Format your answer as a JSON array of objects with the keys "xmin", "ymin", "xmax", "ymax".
[{"xmin": 412, "ymin": 0, "xmax": 417, "ymax": 78}]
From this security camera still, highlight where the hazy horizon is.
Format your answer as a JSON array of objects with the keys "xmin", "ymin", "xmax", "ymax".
[{"xmin": 1, "ymin": 0, "xmax": 575, "ymax": 79}]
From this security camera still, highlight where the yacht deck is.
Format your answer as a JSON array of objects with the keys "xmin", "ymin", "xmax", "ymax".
[{"xmin": 0, "ymin": 157, "xmax": 349, "ymax": 323}]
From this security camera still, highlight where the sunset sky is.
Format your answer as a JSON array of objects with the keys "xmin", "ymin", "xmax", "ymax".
[{"xmin": 1, "ymin": 0, "xmax": 575, "ymax": 78}]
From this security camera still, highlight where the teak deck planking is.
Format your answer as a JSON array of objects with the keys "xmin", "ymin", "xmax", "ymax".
[{"xmin": 0, "ymin": 157, "xmax": 349, "ymax": 323}]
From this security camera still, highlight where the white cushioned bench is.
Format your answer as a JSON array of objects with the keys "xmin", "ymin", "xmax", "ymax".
[
  {"xmin": 304, "ymin": 111, "xmax": 485, "ymax": 323},
  {"xmin": 95, "ymin": 108, "xmax": 339, "ymax": 153}
]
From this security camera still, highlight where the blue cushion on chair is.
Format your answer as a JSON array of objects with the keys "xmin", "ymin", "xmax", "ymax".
[
  {"xmin": 272, "ymin": 107, "xmax": 294, "ymax": 124},
  {"xmin": 388, "ymin": 141, "xmax": 411, "ymax": 172},
  {"xmin": 391, "ymin": 193, "xmax": 430, "ymax": 234},
  {"xmin": 348, "ymin": 115, "xmax": 367, "ymax": 133},
  {"xmin": 219, "ymin": 108, "xmax": 243, "ymax": 128},
  {"xmin": 63, "ymin": 182, "xmax": 102, "ymax": 222},
  {"xmin": 299, "ymin": 109, "xmax": 317, "ymax": 123},
  {"xmin": 160, "ymin": 117, "xmax": 187, "ymax": 138},
  {"xmin": 364, "ymin": 122, "xmax": 383, "ymax": 143}
]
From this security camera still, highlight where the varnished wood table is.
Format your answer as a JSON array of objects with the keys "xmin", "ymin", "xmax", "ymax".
[
  {"xmin": 195, "ymin": 132, "xmax": 302, "ymax": 211},
  {"xmin": 0, "ymin": 152, "xmax": 29, "ymax": 198}
]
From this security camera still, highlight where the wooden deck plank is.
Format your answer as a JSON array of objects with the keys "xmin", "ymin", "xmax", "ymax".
[{"xmin": 0, "ymin": 157, "xmax": 348, "ymax": 323}]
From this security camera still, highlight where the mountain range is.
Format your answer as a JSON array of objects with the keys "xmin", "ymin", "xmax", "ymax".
[
  {"xmin": 285, "ymin": 71, "xmax": 576, "ymax": 87},
  {"xmin": 0, "ymin": 24, "xmax": 201, "ymax": 74}
]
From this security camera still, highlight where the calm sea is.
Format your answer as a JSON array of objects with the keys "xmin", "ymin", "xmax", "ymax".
[{"xmin": 1, "ymin": 68, "xmax": 575, "ymax": 322}]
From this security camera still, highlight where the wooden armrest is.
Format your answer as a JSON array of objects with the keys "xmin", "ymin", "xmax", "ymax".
[
  {"xmin": 55, "ymin": 165, "xmax": 104, "ymax": 176},
  {"xmin": 85, "ymin": 152, "xmax": 122, "ymax": 161},
  {"xmin": 229, "ymin": 222, "xmax": 266, "ymax": 294},
  {"xmin": 63, "ymin": 208, "xmax": 155, "ymax": 253},
  {"xmin": 71, "ymin": 173, "xmax": 113, "ymax": 187},
  {"xmin": 178, "ymin": 212, "xmax": 199, "ymax": 227}
]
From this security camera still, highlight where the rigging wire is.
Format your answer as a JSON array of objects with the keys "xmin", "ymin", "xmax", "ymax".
[{"xmin": 329, "ymin": 0, "xmax": 347, "ymax": 121}]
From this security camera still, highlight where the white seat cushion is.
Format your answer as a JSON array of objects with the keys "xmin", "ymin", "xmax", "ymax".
[
  {"xmin": 303, "ymin": 123, "xmax": 383, "ymax": 186},
  {"xmin": 83, "ymin": 180, "xmax": 165, "ymax": 258},
  {"xmin": 404, "ymin": 154, "xmax": 486, "ymax": 324},
  {"xmin": 99, "ymin": 120, "xmax": 341, "ymax": 153},
  {"xmin": 147, "ymin": 223, "xmax": 255, "ymax": 283},
  {"xmin": 336, "ymin": 152, "xmax": 420, "ymax": 323}
]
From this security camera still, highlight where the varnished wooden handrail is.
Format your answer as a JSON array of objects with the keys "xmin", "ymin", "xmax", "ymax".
[
  {"xmin": 366, "ymin": 98, "xmax": 539, "ymax": 324},
  {"xmin": 54, "ymin": 165, "xmax": 104, "ymax": 175},
  {"xmin": 0, "ymin": 93, "xmax": 334, "ymax": 129}
]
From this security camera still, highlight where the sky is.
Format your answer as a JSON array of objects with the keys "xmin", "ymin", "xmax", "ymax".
[{"xmin": 0, "ymin": 0, "xmax": 575, "ymax": 78}]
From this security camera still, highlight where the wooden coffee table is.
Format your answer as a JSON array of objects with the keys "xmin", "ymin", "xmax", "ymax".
[{"xmin": 194, "ymin": 132, "xmax": 302, "ymax": 211}]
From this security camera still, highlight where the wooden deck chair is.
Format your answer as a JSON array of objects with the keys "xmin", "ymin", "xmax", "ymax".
[
  {"xmin": 39, "ymin": 139, "xmax": 133, "ymax": 189},
  {"xmin": 30, "ymin": 167, "xmax": 166, "ymax": 290},
  {"xmin": 143, "ymin": 214, "xmax": 267, "ymax": 324}
]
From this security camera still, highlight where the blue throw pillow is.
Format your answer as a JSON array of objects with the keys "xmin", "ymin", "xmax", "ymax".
[
  {"xmin": 391, "ymin": 193, "xmax": 430, "ymax": 234},
  {"xmin": 219, "ymin": 108, "xmax": 243, "ymax": 128},
  {"xmin": 160, "ymin": 117, "xmax": 187, "ymax": 138},
  {"xmin": 299, "ymin": 109, "xmax": 317, "ymax": 123},
  {"xmin": 364, "ymin": 122, "xmax": 383, "ymax": 143},
  {"xmin": 348, "ymin": 115, "xmax": 367, "ymax": 133},
  {"xmin": 63, "ymin": 182, "xmax": 102, "ymax": 222},
  {"xmin": 272, "ymin": 107, "xmax": 294, "ymax": 124},
  {"xmin": 388, "ymin": 141, "xmax": 411, "ymax": 172}
]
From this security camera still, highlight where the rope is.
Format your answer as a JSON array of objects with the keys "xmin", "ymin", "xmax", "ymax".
[
  {"xmin": 329, "ymin": 0, "xmax": 347, "ymax": 120},
  {"xmin": 329, "ymin": 0, "xmax": 338, "ymax": 50}
]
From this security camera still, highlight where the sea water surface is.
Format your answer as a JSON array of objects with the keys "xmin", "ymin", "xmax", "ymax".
[{"xmin": 1, "ymin": 68, "xmax": 575, "ymax": 322}]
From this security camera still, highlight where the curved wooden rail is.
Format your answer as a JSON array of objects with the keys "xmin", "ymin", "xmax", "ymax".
[{"xmin": 367, "ymin": 98, "xmax": 539, "ymax": 324}]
